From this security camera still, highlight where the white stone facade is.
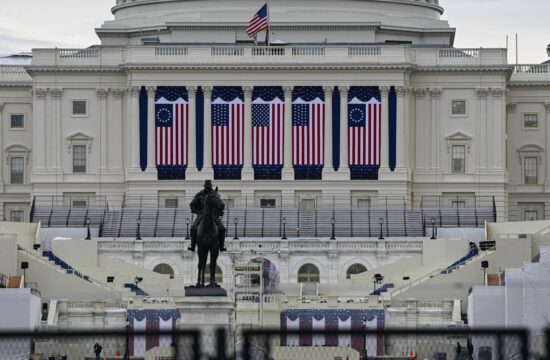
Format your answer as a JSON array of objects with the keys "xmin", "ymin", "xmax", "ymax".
[{"xmin": 0, "ymin": 0, "xmax": 548, "ymax": 223}]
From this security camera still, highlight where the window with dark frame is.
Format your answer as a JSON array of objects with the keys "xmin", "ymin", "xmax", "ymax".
[
  {"xmin": 165, "ymin": 198, "xmax": 179, "ymax": 208},
  {"xmin": 524, "ymin": 210, "xmax": 538, "ymax": 221},
  {"xmin": 72, "ymin": 100, "xmax": 87, "ymax": 116},
  {"xmin": 260, "ymin": 199, "xmax": 276, "ymax": 208},
  {"xmin": 10, "ymin": 210, "xmax": 24, "ymax": 223},
  {"xmin": 523, "ymin": 114, "xmax": 539, "ymax": 129},
  {"xmin": 10, "ymin": 157, "xmax": 24, "ymax": 184},
  {"xmin": 451, "ymin": 145, "xmax": 465, "ymax": 173},
  {"xmin": 10, "ymin": 114, "xmax": 24, "ymax": 129},
  {"xmin": 524, "ymin": 157, "xmax": 538, "ymax": 184},
  {"xmin": 451, "ymin": 100, "xmax": 466, "ymax": 116},
  {"xmin": 72, "ymin": 145, "xmax": 87, "ymax": 173}
]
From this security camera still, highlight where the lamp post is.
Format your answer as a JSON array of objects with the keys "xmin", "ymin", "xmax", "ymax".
[
  {"xmin": 85, "ymin": 218, "xmax": 91, "ymax": 240},
  {"xmin": 136, "ymin": 218, "xmax": 142, "ymax": 240},
  {"xmin": 124, "ymin": 316, "xmax": 129, "ymax": 360},
  {"xmin": 330, "ymin": 217, "xmax": 336, "ymax": 240},
  {"xmin": 282, "ymin": 217, "xmax": 287, "ymax": 240},
  {"xmin": 185, "ymin": 218, "xmax": 190, "ymax": 240},
  {"xmin": 430, "ymin": 217, "xmax": 437, "ymax": 240},
  {"xmin": 378, "ymin": 218, "xmax": 384, "ymax": 240},
  {"xmin": 296, "ymin": 227, "xmax": 300, "ymax": 238},
  {"xmin": 233, "ymin": 217, "xmax": 239, "ymax": 240}
]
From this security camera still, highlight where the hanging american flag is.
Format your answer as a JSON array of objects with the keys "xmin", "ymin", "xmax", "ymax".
[
  {"xmin": 252, "ymin": 87, "xmax": 284, "ymax": 169},
  {"xmin": 247, "ymin": 4, "xmax": 269, "ymax": 38},
  {"xmin": 348, "ymin": 97, "xmax": 381, "ymax": 166},
  {"xmin": 212, "ymin": 87, "xmax": 244, "ymax": 168},
  {"xmin": 155, "ymin": 87, "xmax": 188, "ymax": 179},
  {"xmin": 128, "ymin": 309, "xmax": 181, "ymax": 357},
  {"xmin": 280, "ymin": 309, "xmax": 385, "ymax": 357},
  {"xmin": 292, "ymin": 88, "xmax": 325, "ymax": 167}
]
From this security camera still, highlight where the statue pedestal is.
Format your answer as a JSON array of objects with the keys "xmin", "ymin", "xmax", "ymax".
[{"xmin": 184, "ymin": 286, "xmax": 228, "ymax": 297}]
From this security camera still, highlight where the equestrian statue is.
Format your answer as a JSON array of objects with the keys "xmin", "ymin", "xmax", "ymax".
[{"xmin": 188, "ymin": 180, "xmax": 227, "ymax": 288}]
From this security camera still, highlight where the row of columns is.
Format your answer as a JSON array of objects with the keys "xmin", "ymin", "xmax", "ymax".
[{"xmin": 131, "ymin": 85, "xmax": 409, "ymax": 179}]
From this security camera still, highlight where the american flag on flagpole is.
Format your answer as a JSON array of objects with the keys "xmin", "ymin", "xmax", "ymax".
[
  {"xmin": 252, "ymin": 97, "xmax": 284, "ymax": 166},
  {"xmin": 281, "ymin": 309, "xmax": 385, "ymax": 357},
  {"xmin": 247, "ymin": 4, "xmax": 269, "ymax": 38},
  {"xmin": 212, "ymin": 94, "xmax": 244, "ymax": 167},
  {"xmin": 292, "ymin": 97, "xmax": 325, "ymax": 166},
  {"xmin": 348, "ymin": 97, "xmax": 382, "ymax": 166},
  {"xmin": 155, "ymin": 89, "xmax": 189, "ymax": 168}
]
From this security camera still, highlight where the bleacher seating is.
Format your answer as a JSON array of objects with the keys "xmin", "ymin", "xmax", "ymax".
[
  {"xmin": 30, "ymin": 198, "xmax": 495, "ymax": 238},
  {"xmin": 371, "ymin": 283, "xmax": 395, "ymax": 295},
  {"xmin": 124, "ymin": 283, "xmax": 149, "ymax": 296},
  {"xmin": 41, "ymin": 250, "xmax": 90, "ymax": 282}
]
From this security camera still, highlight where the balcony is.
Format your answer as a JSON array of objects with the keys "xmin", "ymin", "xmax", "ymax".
[
  {"xmin": 510, "ymin": 64, "xmax": 550, "ymax": 82},
  {"xmin": 28, "ymin": 46, "xmax": 508, "ymax": 69},
  {"xmin": 0, "ymin": 65, "xmax": 31, "ymax": 83}
]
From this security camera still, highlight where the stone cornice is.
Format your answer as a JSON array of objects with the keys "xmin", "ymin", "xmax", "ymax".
[
  {"xmin": 120, "ymin": 63, "xmax": 415, "ymax": 72},
  {"xmin": 507, "ymin": 82, "xmax": 550, "ymax": 88},
  {"xmin": 25, "ymin": 66, "xmax": 122, "ymax": 74},
  {"xmin": 0, "ymin": 83, "xmax": 32, "ymax": 88}
]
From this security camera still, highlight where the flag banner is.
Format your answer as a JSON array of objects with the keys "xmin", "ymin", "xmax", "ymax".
[
  {"xmin": 292, "ymin": 86, "xmax": 325, "ymax": 180},
  {"xmin": 252, "ymin": 86, "xmax": 285, "ymax": 180},
  {"xmin": 348, "ymin": 86, "xmax": 381, "ymax": 180},
  {"xmin": 280, "ymin": 309, "xmax": 385, "ymax": 357},
  {"xmin": 155, "ymin": 86, "xmax": 189, "ymax": 180},
  {"xmin": 247, "ymin": 4, "xmax": 269, "ymax": 38},
  {"xmin": 212, "ymin": 87, "xmax": 244, "ymax": 180},
  {"xmin": 128, "ymin": 309, "xmax": 181, "ymax": 357}
]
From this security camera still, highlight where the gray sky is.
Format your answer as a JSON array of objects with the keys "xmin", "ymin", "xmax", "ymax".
[{"xmin": 0, "ymin": 0, "xmax": 548, "ymax": 63}]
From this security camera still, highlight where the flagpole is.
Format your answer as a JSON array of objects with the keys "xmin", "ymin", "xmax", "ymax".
[{"xmin": 266, "ymin": 0, "xmax": 270, "ymax": 46}]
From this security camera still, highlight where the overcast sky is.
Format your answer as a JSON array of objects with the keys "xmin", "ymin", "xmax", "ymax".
[{"xmin": 0, "ymin": 0, "xmax": 548, "ymax": 63}]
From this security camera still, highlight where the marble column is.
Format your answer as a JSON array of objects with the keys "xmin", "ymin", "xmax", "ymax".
[
  {"xmin": 491, "ymin": 88, "xmax": 505, "ymax": 171},
  {"xmin": 380, "ymin": 86, "xmax": 390, "ymax": 171},
  {"xmin": 202, "ymin": 86, "xmax": 213, "ymax": 176},
  {"xmin": 97, "ymin": 89, "xmax": 109, "ymax": 173},
  {"xmin": 242, "ymin": 86, "xmax": 254, "ymax": 180},
  {"xmin": 476, "ymin": 88, "xmax": 489, "ymax": 171},
  {"xmin": 396, "ymin": 86, "xmax": 407, "ymax": 170},
  {"xmin": 0, "ymin": 102, "xmax": 3, "ymax": 185},
  {"xmin": 51, "ymin": 89, "xmax": 63, "ymax": 173},
  {"xmin": 545, "ymin": 103, "xmax": 550, "ymax": 185},
  {"xmin": 338, "ymin": 86, "xmax": 350, "ymax": 177},
  {"xmin": 322, "ymin": 86, "xmax": 334, "ymax": 178},
  {"xmin": 110, "ymin": 89, "xmax": 125, "ymax": 174},
  {"xmin": 146, "ymin": 86, "xmax": 157, "ymax": 173},
  {"xmin": 429, "ymin": 88, "xmax": 441, "ymax": 172},
  {"xmin": 282, "ymin": 86, "xmax": 294, "ymax": 180},
  {"xmin": 129, "ymin": 86, "xmax": 141, "ymax": 172},
  {"xmin": 413, "ymin": 89, "xmax": 427, "ymax": 172},
  {"xmin": 33, "ymin": 89, "xmax": 47, "ymax": 174},
  {"xmin": 187, "ymin": 86, "xmax": 198, "ymax": 174}
]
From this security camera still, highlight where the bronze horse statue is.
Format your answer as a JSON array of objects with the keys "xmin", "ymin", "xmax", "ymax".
[{"xmin": 196, "ymin": 189, "xmax": 225, "ymax": 288}]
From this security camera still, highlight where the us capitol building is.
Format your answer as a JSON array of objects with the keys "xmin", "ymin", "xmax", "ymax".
[{"xmin": 1, "ymin": 0, "xmax": 550, "ymax": 358}]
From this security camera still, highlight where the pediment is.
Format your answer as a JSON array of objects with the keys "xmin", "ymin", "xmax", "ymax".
[
  {"xmin": 66, "ymin": 132, "xmax": 93, "ymax": 141},
  {"xmin": 517, "ymin": 144, "xmax": 544, "ymax": 153},
  {"xmin": 445, "ymin": 131, "xmax": 472, "ymax": 141},
  {"xmin": 5, "ymin": 144, "xmax": 30, "ymax": 153}
]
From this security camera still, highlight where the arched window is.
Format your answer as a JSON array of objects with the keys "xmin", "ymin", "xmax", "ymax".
[
  {"xmin": 207, "ymin": 264, "xmax": 224, "ymax": 284},
  {"xmin": 346, "ymin": 264, "xmax": 367, "ymax": 279},
  {"xmin": 153, "ymin": 263, "xmax": 175, "ymax": 279},
  {"xmin": 297, "ymin": 264, "xmax": 320, "ymax": 283}
]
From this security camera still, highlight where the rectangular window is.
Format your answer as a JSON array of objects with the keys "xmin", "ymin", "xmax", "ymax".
[
  {"xmin": 72, "ymin": 145, "xmax": 87, "ymax": 173},
  {"xmin": 451, "ymin": 145, "xmax": 465, "ymax": 173},
  {"xmin": 524, "ymin": 157, "xmax": 538, "ymax": 184},
  {"xmin": 523, "ymin": 114, "xmax": 539, "ymax": 129},
  {"xmin": 451, "ymin": 100, "xmax": 467, "ymax": 116},
  {"xmin": 72, "ymin": 200, "xmax": 88, "ymax": 208},
  {"xmin": 452, "ymin": 200, "xmax": 466, "ymax": 208},
  {"xmin": 10, "ymin": 210, "xmax": 24, "ymax": 223},
  {"xmin": 524, "ymin": 210, "xmax": 538, "ymax": 221},
  {"xmin": 10, "ymin": 157, "xmax": 24, "ymax": 184},
  {"xmin": 10, "ymin": 114, "xmax": 24, "ymax": 129},
  {"xmin": 300, "ymin": 199, "xmax": 316, "ymax": 211},
  {"xmin": 72, "ymin": 100, "xmax": 87, "ymax": 116},
  {"xmin": 260, "ymin": 199, "xmax": 276, "ymax": 208},
  {"xmin": 357, "ymin": 199, "xmax": 371, "ymax": 208},
  {"xmin": 165, "ymin": 198, "xmax": 179, "ymax": 208},
  {"xmin": 225, "ymin": 198, "xmax": 235, "ymax": 208}
]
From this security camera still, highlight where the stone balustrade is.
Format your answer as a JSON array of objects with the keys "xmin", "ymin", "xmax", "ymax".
[
  {"xmin": 511, "ymin": 64, "xmax": 550, "ymax": 82},
  {"xmin": 27, "ymin": 46, "xmax": 508, "ymax": 69},
  {"xmin": 0, "ymin": 65, "xmax": 31, "ymax": 83}
]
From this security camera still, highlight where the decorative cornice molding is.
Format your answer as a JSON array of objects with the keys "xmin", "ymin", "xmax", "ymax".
[
  {"xmin": 120, "ymin": 63, "xmax": 414, "ymax": 72},
  {"xmin": 506, "ymin": 103, "xmax": 517, "ymax": 113},
  {"xmin": 476, "ymin": 88, "xmax": 489, "ymax": 98},
  {"xmin": 51, "ymin": 88, "xmax": 63, "ymax": 98},
  {"xmin": 413, "ymin": 88, "xmax": 426, "ymax": 99},
  {"xmin": 429, "ymin": 88, "xmax": 441, "ymax": 99},
  {"xmin": 492, "ymin": 88, "xmax": 504, "ymax": 98},
  {"xmin": 96, "ymin": 88, "xmax": 109, "ymax": 99},
  {"xmin": 146, "ymin": 86, "xmax": 157, "ymax": 97},
  {"xmin": 111, "ymin": 88, "xmax": 125, "ymax": 99},
  {"xmin": 187, "ymin": 86, "xmax": 197, "ymax": 97},
  {"xmin": 129, "ymin": 86, "xmax": 141, "ymax": 97},
  {"xmin": 396, "ymin": 86, "xmax": 407, "ymax": 97}
]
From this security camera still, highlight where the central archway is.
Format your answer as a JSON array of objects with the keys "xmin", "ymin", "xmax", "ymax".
[
  {"xmin": 153, "ymin": 263, "xmax": 175, "ymax": 279},
  {"xmin": 297, "ymin": 263, "xmax": 320, "ymax": 283}
]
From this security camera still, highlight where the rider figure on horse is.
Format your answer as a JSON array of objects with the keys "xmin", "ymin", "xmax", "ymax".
[{"xmin": 188, "ymin": 180, "xmax": 227, "ymax": 252}]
